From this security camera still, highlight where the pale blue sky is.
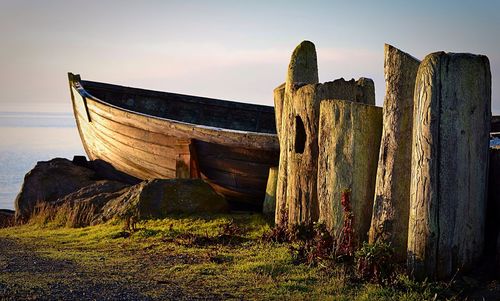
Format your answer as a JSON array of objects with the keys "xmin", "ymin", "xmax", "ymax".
[{"xmin": 0, "ymin": 0, "xmax": 499, "ymax": 113}]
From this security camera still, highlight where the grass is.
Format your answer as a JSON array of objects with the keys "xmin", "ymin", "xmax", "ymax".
[{"xmin": 0, "ymin": 213, "xmax": 459, "ymax": 300}]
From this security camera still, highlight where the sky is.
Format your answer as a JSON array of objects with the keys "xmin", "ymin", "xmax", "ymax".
[{"xmin": 0, "ymin": 0, "xmax": 499, "ymax": 113}]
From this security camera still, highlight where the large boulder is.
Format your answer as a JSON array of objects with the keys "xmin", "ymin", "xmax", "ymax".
[
  {"xmin": 95, "ymin": 179, "xmax": 229, "ymax": 223},
  {"xmin": 0, "ymin": 209, "xmax": 15, "ymax": 228},
  {"xmin": 15, "ymin": 158, "xmax": 97, "ymax": 222}
]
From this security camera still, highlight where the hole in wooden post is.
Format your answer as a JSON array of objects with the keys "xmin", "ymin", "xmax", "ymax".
[{"xmin": 295, "ymin": 115, "xmax": 306, "ymax": 154}]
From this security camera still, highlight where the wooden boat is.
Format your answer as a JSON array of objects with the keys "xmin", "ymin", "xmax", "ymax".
[{"xmin": 68, "ymin": 73, "xmax": 279, "ymax": 209}]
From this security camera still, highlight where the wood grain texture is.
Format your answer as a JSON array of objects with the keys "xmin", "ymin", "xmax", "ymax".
[
  {"xmin": 286, "ymin": 79, "xmax": 377, "ymax": 226},
  {"xmin": 408, "ymin": 52, "xmax": 491, "ymax": 280},
  {"xmin": 275, "ymin": 41, "xmax": 377, "ymax": 226},
  {"xmin": 317, "ymin": 99, "xmax": 382, "ymax": 248},
  {"xmin": 282, "ymin": 41, "xmax": 319, "ymax": 225},
  {"xmin": 369, "ymin": 44, "xmax": 420, "ymax": 260}
]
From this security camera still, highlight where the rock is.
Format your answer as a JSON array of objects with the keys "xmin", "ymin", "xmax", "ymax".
[
  {"xmin": 407, "ymin": 52, "xmax": 491, "ymax": 280},
  {"xmin": 15, "ymin": 158, "xmax": 97, "ymax": 222},
  {"xmin": 0, "ymin": 209, "xmax": 15, "ymax": 228},
  {"xmin": 262, "ymin": 167, "xmax": 278, "ymax": 217},
  {"xmin": 95, "ymin": 179, "xmax": 229, "ymax": 223},
  {"xmin": 368, "ymin": 44, "xmax": 420, "ymax": 260},
  {"xmin": 45, "ymin": 180, "xmax": 130, "ymax": 227},
  {"xmin": 317, "ymin": 99, "xmax": 382, "ymax": 248},
  {"xmin": 15, "ymin": 157, "xmax": 229, "ymax": 227}
]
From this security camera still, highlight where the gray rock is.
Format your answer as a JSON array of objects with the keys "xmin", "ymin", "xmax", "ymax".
[
  {"xmin": 95, "ymin": 179, "xmax": 229, "ymax": 223},
  {"xmin": 15, "ymin": 158, "xmax": 97, "ymax": 222}
]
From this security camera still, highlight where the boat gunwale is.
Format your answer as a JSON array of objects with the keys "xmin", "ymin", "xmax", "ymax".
[{"xmin": 81, "ymin": 79, "xmax": 275, "ymax": 114}]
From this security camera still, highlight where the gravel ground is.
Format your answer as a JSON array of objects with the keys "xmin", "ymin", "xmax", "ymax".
[{"xmin": 0, "ymin": 238, "xmax": 226, "ymax": 301}]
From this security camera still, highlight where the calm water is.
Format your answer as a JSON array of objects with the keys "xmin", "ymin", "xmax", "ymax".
[{"xmin": 0, "ymin": 112, "xmax": 84, "ymax": 210}]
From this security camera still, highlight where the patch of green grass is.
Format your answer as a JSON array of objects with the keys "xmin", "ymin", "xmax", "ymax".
[{"xmin": 0, "ymin": 213, "xmax": 453, "ymax": 300}]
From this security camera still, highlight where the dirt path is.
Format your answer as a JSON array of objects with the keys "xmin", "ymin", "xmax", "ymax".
[{"xmin": 0, "ymin": 238, "xmax": 224, "ymax": 301}]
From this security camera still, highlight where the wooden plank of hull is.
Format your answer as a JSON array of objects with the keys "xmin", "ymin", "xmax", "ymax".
[
  {"xmin": 88, "ymin": 106, "xmax": 181, "ymax": 150},
  {"xmin": 87, "ymin": 97, "xmax": 279, "ymax": 151},
  {"xmin": 200, "ymin": 167, "xmax": 266, "ymax": 191},
  {"xmin": 77, "ymin": 112, "xmax": 176, "ymax": 179},
  {"xmin": 82, "ymin": 114, "xmax": 177, "ymax": 171},
  {"xmin": 194, "ymin": 140, "xmax": 276, "ymax": 201},
  {"xmin": 73, "ymin": 86, "xmax": 186, "ymax": 180},
  {"xmin": 194, "ymin": 140, "xmax": 278, "ymax": 164},
  {"xmin": 200, "ymin": 174, "xmax": 264, "ymax": 202},
  {"xmin": 86, "ymin": 111, "xmax": 181, "ymax": 163},
  {"xmin": 198, "ymin": 157, "xmax": 270, "ymax": 178}
]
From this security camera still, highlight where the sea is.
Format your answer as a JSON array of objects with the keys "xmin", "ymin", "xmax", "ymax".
[{"xmin": 0, "ymin": 111, "xmax": 84, "ymax": 210}]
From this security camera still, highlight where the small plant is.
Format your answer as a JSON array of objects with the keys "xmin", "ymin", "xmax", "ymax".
[
  {"xmin": 289, "ymin": 222, "xmax": 334, "ymax": 266},
  {"xmin": 335, "ymin": 190, "xmax": 355, "ymax": 258},
  {"xmin": 355, "ymin": 241, "xmax": 395, "ymax": 283},
  {"xmin": 262, "ymin": 208, "xmax": 291, "ymax": 243}
]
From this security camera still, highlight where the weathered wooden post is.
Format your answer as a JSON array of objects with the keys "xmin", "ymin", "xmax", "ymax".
[
  {"xmin": 407, "ymin": 52, "xmax": 491, "ymax": 280},
  {"xmin": 317, "ymin": 100, "xmax": 382, "ymax": 248},
  {"xmin": 263, "ymin": 167, "xmax": 278, "ymax": 217},
  {"xmin": 274, "ymin": 41, "xmax": 319, "ymax": 225},
  {"xmin": 368, "ymin": 45, "xmax": 420, "ymax": 260},
  {"xmin": 286, "ymin": 82, "xmax": 323, "ymax": 224},
  {"xmin": 275, "ymin": 41, "xmax": 377, "ymax": 227}
]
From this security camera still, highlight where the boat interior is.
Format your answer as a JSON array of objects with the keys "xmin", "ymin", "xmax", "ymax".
[{"xmin": 80, "ymin": 80, "xmax": 277, "ymax": 134}]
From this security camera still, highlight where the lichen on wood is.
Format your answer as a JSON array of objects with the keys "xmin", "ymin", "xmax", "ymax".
[
  {"xmin": 317, "ymin": 99, "xmax": 382, "ymax": 248},
  {"xmin": 407, "ymin": 52, "xmax": 491, "ymax": 280}
]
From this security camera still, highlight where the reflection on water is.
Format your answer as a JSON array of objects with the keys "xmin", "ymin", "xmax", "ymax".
[{"xmin": 0, "ymin": 112, "xmax": 84, "ymax": 209}]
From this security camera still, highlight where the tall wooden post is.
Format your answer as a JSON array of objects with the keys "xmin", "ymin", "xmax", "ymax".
[
  {"xmin": 368, "ymin": 45, "xmax": 420, "ymax": 260},
  {"xmin": 407, "ymin": 52, "xmax": 491, "ymax": 280},
  {"xmin": 317, "ymin": 99, "xmax": 382, "ymax": 248},
  {"xmin": 275, "ymin": 41, "xmax": 319, "ymax": 225}
]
